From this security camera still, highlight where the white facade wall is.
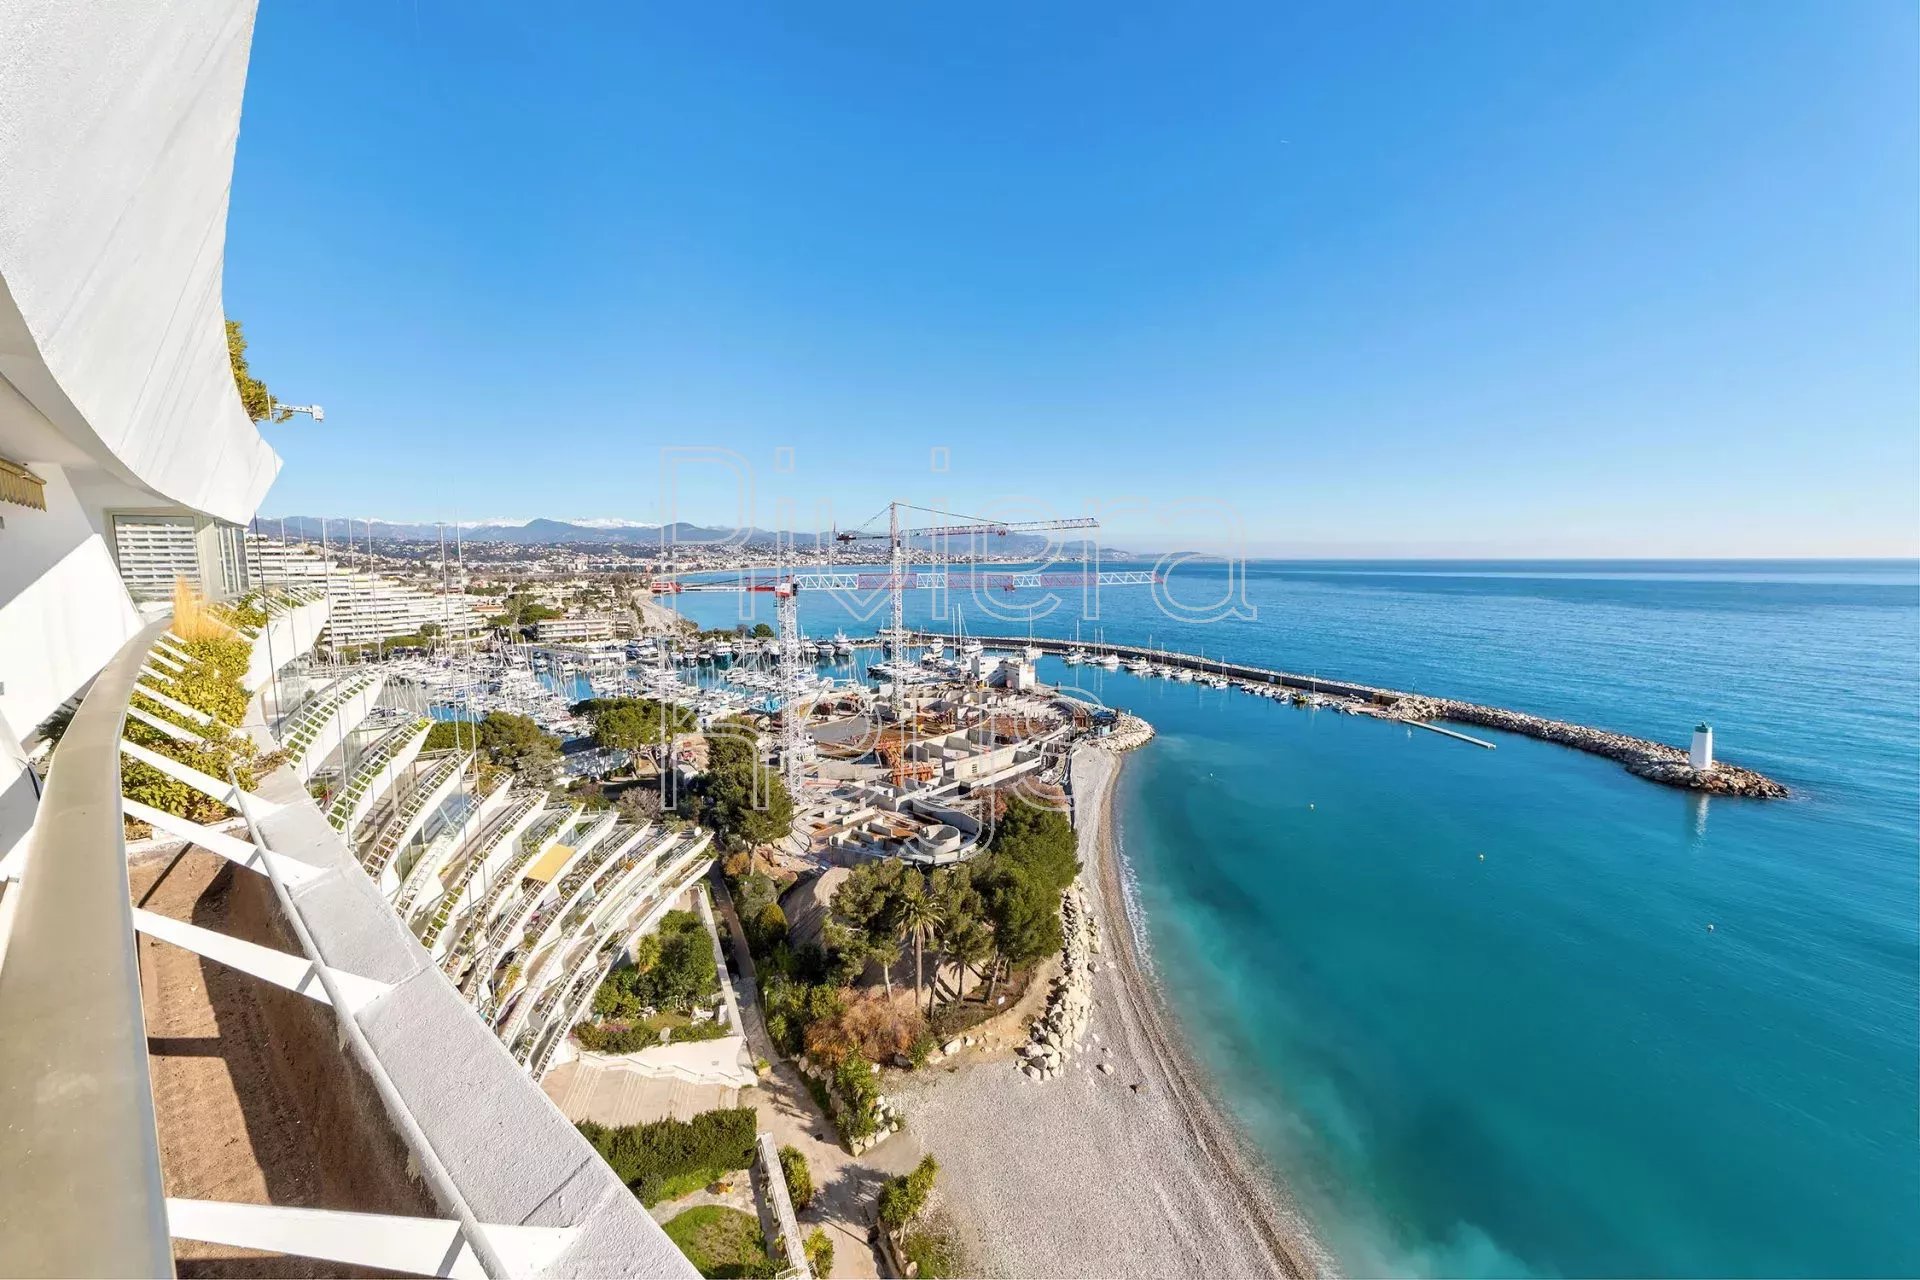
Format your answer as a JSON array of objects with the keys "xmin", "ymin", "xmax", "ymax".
[
  {"xmin": 245, "ymin": 540, "xmax": 485, "ymax": 646},
  {"xmin": 0, "ymin": 0, "xmax": 279, "ymax": 864},
  {"xmin": 0, "ymin": 0, "xmax": 279, "ymax": 524},
  {"xmin": 535, "ymin": 615, "xmax": 616, "ymax": 643}
]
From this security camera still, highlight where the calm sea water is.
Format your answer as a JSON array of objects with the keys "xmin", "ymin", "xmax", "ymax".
[{"xmin": 674, "ymin": 559, "xmax": 1920, "ymax": 1276}]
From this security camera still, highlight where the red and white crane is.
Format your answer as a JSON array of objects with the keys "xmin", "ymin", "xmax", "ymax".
[
  {"xmin": 652, "ymin": 556, "xmax": 1156, "ymax": 793},
  {"xmin": 832, "ymin": 502, "xmax": 1101, "ymax": 654}
]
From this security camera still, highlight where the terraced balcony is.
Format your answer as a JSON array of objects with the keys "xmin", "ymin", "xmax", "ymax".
[
  {"xmin": 359, "ymin": 750, "xmax": 471, "ymax": 887},
  {"xmin": 417, "ymin": 793, "xmax": 545, "ymax": 950},
  {"xmin": 468, "ymin": 812, "xmax": 619, "ymax": 1012},
  {"xmin": 517, "ymin": 935, "xmax": 617, "ymax": 1068},
  {"xmin": 276, "ymin": 670, "xmax": 384, "ymax": 780},
  {"xmin": 518, "ymin": 835, "xmax": 715, "ymax": 1078},
  {"xmin": 492, "ymin": 827, "xmax": 649, "ymax": 1046},
  {"xmin": 445, "ymin": 808, "xmax": 579, "ymax": 986},
  {"xmin": 394, "ymin": 770, "xmax": 516, "ymax": 919},
  {"xmin": 325, "ymin": 717, "xmax": 431, "ymax": 833}
]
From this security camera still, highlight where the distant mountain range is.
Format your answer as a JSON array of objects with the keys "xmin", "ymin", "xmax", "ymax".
[{"xmin": 259, "ymin": 515, "xmax": 1105, "ymax": 556}]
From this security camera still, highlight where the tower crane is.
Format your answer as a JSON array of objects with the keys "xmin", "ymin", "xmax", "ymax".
[
  {"xmin": 651, "ymin": 559, "xmax": 1157, "ymax": 795},
  {"xmin": 832, "ymin": 502, "xmax": 1100, "ymax": 655}
]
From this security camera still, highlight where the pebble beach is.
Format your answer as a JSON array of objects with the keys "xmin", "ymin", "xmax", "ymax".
[{"xmin": 889, "ymin": 746, "xmax": 1327, "ymax": 1278}]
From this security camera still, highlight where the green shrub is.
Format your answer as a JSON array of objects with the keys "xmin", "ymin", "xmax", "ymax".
[
  {"xmin": 832, "ymin": 1056, "xmax": 882, "ymax": 1141},
  {"xmin": 670, "ymin": 1018, "xmax": 730, "ymax": 1044},
  {"xmin": 908, "ymin": 1030, "xmax": 938, "ymax": 1069},
  {"xmin": 777, "ymin": 1144, "xmax": 813, "ymax": 1210},
  {"xmin": 902, "ymin": 1221, "xmax": 960, "ymax": 1278},
  {"xmin": 752, "ymin": 902, "xmax": 789, "ymax": 951},
  {"xmin": 878, "ymin": 1155, "xmax": 939, "ymax": 1230},
  {"xmin": 589, "ymin": 911, "xmax": 717, "ymax": 1018},
  {"xmin": 577, "ymin": 1108, "xmax": 757, "ymax": 1205},
  {"xmin": 803, "ymin": 1227, "xmax": 833, "ymax": 1277},
  {"xmin": 120, "ymin": 634, "xmax": 282, "ymax": 823}
]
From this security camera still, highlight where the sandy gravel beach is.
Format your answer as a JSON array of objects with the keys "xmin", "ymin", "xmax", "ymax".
[{"xmin": 888, "ymin": 746, "xmax": 1328, "ymax": 1278}]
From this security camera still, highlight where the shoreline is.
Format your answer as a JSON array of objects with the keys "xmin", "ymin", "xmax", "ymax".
[
  {"xmin": 887, "ymin": 746, "xmax": 1330, "ymax": 1278},
  {"xmin": 1077, "ymin": 746, "xmax": 1329, "ymax": 1280}
]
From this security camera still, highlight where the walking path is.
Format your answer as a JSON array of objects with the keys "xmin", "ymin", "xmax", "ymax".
[
  {"xmin": 543, "ymin": 1063, "xmax": 740, "ymax": 1124},
  {"xmin": 708, "ymin": 869, "xmax": 892, "ymax": 1279}
]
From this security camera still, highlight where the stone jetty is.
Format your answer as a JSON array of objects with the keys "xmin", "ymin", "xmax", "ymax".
[
  {"xmin": 1395, "ymin": 696, "xmax": 1788, "ymax": 797},
  {"xmin": 930, "ymin": 632, "xmax": 1789, "ymax": 797},
  {"xmin": 1019, "ymin": 881, "xmax": 1100, "ymax": 1081}
]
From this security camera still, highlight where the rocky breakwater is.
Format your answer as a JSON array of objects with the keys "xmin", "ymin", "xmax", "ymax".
[
  {"xmin": 1018, "ymin": 881, "xmax": 1102, "ymax": 1081},
  {"xmin": 1391, "ymin": 696, "xmax": 1789, "ymax": 797},
  {"xmin": 1093, "ymin": 712, "xmax": 1156, "ymax": 753}
]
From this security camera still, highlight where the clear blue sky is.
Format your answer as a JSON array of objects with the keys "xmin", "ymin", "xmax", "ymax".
[{"xmin": 231, "ymin": 0, "xmax": 1918, "ymax": 556}]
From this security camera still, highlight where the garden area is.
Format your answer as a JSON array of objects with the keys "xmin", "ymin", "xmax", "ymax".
[
  {"xmin": 732, "ymin": 794, "xmax": 1081, "ymax": 1084},
  {"xmin": 100, "ymin": 586, "xmax": 285, "ymax": 836},
  {"xmin": 572, "ymin": 908, "xmax": 725, "ymax": 1053},
  {"xmin": 661, "ymin": 1206, "xmax": 773, "ymax": 1279}
]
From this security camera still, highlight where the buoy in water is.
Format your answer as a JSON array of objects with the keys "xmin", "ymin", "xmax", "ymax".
[
  {"xmin": 1706, "ymin": 923, "xmax": 1716, "ymax": 932},
  {"xmin": 1478, "ymin": 853, "xmax": 1486, "ymax": 861},
  {"xmin": 1308, "ymin": 803, "xmax": 1315, "ymax": 810}
]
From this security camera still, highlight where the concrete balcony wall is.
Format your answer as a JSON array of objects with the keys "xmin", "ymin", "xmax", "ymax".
[
  {"xmin": 0, "ymin": 465, "xmax": 143, "ymax": 749},
  {"xmin": 244, "ymin": 599, "xmax": 331, "ymax": 693}
]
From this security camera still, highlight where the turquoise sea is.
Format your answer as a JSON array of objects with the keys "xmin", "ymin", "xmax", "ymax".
[{"xmin": 672, "ymin": 559, "xmax": 1920, "ymax": 1276}]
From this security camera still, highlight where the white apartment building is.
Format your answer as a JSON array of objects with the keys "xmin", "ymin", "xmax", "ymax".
[
  {"xmin": 534, "ymin": 614, "xmax": 617, "ymax": 643},
  {"xmin": 245, "ymin": 536, "xmax": 489, "ymax": 647}
]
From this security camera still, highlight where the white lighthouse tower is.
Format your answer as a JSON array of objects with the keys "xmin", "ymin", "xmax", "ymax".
[{"xmin": 1689, "ymin": 723, "xmax": 1714, "ymax": 771}]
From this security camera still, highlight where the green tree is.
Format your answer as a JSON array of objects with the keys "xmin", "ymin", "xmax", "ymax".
[
  {"xmin": 578, "ymin": 697, "xmax": 696, "ymax": 763},
  {"xmin": 929, "ymin": 865, "xmax": 987, "ymax": 1010},
  {"xmin": 226, "ymin": 319, "xmax": 287, "ymax": 423},
  {"xmin": 427, "ymin": 711, "xmax": 563, "ymax": 785},
  {"xmin": 865, "ymin": 933, "xmax": 901, "ymax": 999},
  {"xmin": 893, "ymin": 875, "xmax": 940, "ymax": 1011},
  {"xmin": 680, "ymin": 719, "xmax": 793, "ymax": 852},
  {"xmin": 981, "ymin": 867, "xmax": 1063, "ymax": 1004},
  {"xmin": 989, "ymin": 798, "xmax": 1079, "ymax": 894}
]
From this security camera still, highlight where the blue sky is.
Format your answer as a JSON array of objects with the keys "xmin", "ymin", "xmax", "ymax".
[{"xmin": 231, "ymin": 1, "xmax": 1918, "ymax": 556}]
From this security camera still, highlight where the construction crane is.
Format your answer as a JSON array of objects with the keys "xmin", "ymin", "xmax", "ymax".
[
  {"xmin": 833, "ymin": 502, "xmax": 1100, "ymax": 656},
  {"xmin": 651, "ymin": 563, "xmax": 1156, "ymax": 795}
]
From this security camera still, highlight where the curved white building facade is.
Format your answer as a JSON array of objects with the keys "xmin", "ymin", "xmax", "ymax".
[
  {"xmin": 0, "ymin": 6, "xmax": 699, "ymax": 1276},
  {"xmin": 0, "ymin": 0, "xmax": 280, "ymax": 865}
]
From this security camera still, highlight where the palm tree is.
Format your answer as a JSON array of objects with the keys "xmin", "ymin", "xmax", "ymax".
[
  {"xmin": 893, "ymin": 875, "xmax": 940, "ymax": 1010},
  {"xmin": 928, "ymin": 866, "xmax": 986, "ymax": 1014},
  {"xmin": 944, "ymin": 918, "xmax": 993, "ymax": 1007}
]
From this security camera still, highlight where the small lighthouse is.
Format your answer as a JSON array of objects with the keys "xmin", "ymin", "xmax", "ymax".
[{"xmin": 1689, "ymin": 723, "xmax": 1714, "ymax": 771}]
